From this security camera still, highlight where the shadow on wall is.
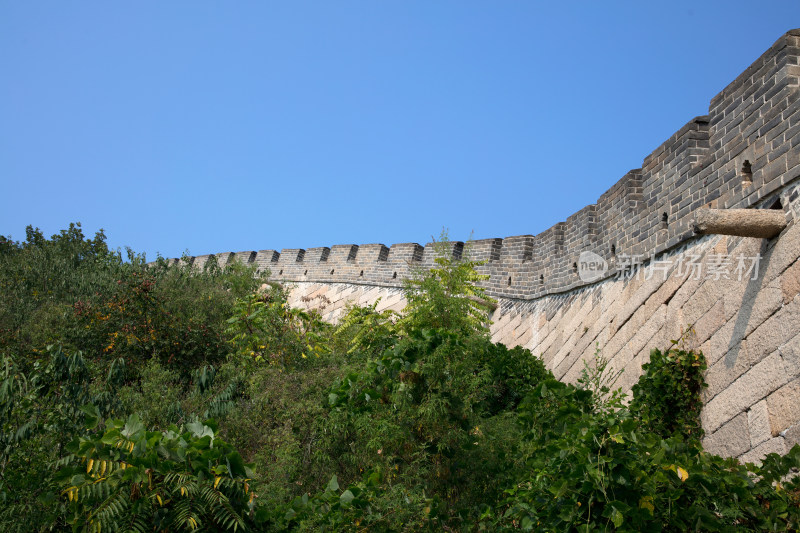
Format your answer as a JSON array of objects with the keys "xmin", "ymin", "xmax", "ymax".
[{"xmin": 726, "ymin": 239, "xmax": 769, "ymax": 368}]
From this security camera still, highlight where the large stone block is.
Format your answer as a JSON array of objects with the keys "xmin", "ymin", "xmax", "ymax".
[
  {"xmin": 702, "ymin": 351, "xmax": 789, "ymax": 433},
  {"xmin": 784, "ymin": 423, "xmax": 800, "ymax": 449},
  {"xmin": 703, "ymin": 339, "xmax": 751, "ymax": 401},
  {"xmin": 720, "ymin": 280, "xmax": 784, "ymax": 342},
  {"xmin": 703, "ymin": 412, "xmax": 751, "ymax": 457},
  {"xmin": 692, "ymin": 298, "xmax": 726, "ymax": 345},
  {"xmin": 767, "ymin": 378, "xmax": 800, "ymax": 436},
  {"xmin": 762, "ymin": 222, "xmax": 800, "ymax": 285},
  {"xmin": 681, "ymin": 280, "xmax": 724, "ymax": 326},
  {"xmin": 738, "ymin": 437, "xmax": 786, "ymax": 466},
  {"xmin": 745, "ymin": 294, "xmax": 800, "ymax": 365},
  {"xmin": 780, "ymin": 257, "xmax": 800, "ymax": 303},
  {"xmin": 748, "ymin": 400, "xmax": 772, "ymax": 447},
  {"xmin": 779, "ymin": 331, "xmax": 800, "ymax": 379}
]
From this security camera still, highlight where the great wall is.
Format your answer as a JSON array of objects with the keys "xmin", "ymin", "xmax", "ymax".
[{"xmin": 163, "ymin": 30, "xmax": 800, "ymax": 462}]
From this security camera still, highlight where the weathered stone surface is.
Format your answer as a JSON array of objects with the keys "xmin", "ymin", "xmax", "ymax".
[
  {"xmin": 703, "ymin": 351, "xmax": 789, "ymax": 433},
  {"xmin": 720, "ymin": 279, "xmax": 783, "ymax": 342},
  {"xmin": 784, "ymin": 423, "xmax": 800, "ymax": 449},
  {"xmin": 703, "ymin": 413, "xmax": 751, "ymax": 457},
  {"xmin": 780, "ymin": 258, "xmax": 800, "ymax": 303},
  {"xmin": 692, "ymin": 298, "xmax": 726, "ymax": 345},
  {"xmin": 748, "ymin": 400, "xmax": 772, "ymax": 447},
  {"xmin": 762, "ymin": 222, "xmax": 800, "ymax": 285},
  {"xmin": 767, "ymin": 379, "xmax": 800, "ymax": 436},
  {"xmin": 745, "ymin": 295, "xmax": 800, "ymax": 365},
  {"xmin": 779, "ymin": 331, "xmax": 800, "ymax": 379},
  {"xmin": 703, "ymin": 340, "xmax": 752, "ymax": 401},
  {"xmin": 739, "ymin": 437, "xmax": 786, "ymax": 466}
]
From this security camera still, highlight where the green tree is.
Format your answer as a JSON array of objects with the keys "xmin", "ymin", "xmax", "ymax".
[
  {"xmin": 399, "ymin": 231, "xmax": 495, "ymax": 336},
  {"xmin": 0, "ymin": 345, "xmax": 124, "ymax": 531},
  {"xmin": 224, "ymin": 284, "xmax": 330, "ymax": 369}
]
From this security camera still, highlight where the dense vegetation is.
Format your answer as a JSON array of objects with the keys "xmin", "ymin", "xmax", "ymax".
[{"xmin": 1, "ymin": 224, "xmax": 799, "ymax": 531}]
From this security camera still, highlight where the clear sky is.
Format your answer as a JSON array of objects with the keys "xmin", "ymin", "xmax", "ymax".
[{"xmin": 2, "ymin": 2, "xmax": 799, "ymax": 260}]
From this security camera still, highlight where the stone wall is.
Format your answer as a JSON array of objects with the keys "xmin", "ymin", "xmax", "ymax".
[{"xmin": 162, "ymin": 29, "xmax": 800, "ymax": 461}]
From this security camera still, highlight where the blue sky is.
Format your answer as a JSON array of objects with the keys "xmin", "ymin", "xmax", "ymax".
[{"xmin": 2, "ymin": 2, "xmax": 799, "ymax": 260}]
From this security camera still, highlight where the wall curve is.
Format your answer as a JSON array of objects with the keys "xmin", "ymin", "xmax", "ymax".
[{"xmin": 161, "ymin": 30, "xmax": 800, "ymax": 461}]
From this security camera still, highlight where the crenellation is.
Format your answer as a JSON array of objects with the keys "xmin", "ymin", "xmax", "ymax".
[
  {"xmin": 468, "ymin": 238, "xmax": 502, "ymax": 263},
  {"xmin": 304, "ymin": 247, "xmax": 330, "ymax": 263},
  {"xmin": 388, "ymin": 242, "xmax": 424, "ymax": 264},
  {"xmin": 566, "ymin": 205, "xmax": 597, "ymax": 244},
  {"xmin": 274, "ymin": 249, "xmax": 305, "ymax": 281},
  {"xmin": 330, "ymin": 244, "xmax": 358, "ymax": 262},
  {"xmin": 254, "ymin": 250, "xmax": 279, "ymax": 272},
  {"xmin": 215, "ymin": 252, "xmax": 234, "ymax": 268},
  {"xmin": 234, "ymin": 251, "xmax": 256, "ymax": 265},
  {"xmin": 553, "ymin": 222, "xmax": 566, "ymax": 253},
  {"xmin": 358, "ymin": 243, "xmax": 389, "ymax": 262},
  {"xmin": 596, "ymin": 170, "xmax": 640, "ymax": 259},
  {"xmin": 193, "ymin": 254, "xmax": 213, "ymax": 270},
  {"xmin": 484, "ymin": 235, "xmax": 526, "ymax": 296},
  {"xmin": 164, "ymin": 33, "xmax": 800, "ymax": 407},
  {"xmin": 421, "ymin": 241, "xmax": 463, "ymax": 269}
]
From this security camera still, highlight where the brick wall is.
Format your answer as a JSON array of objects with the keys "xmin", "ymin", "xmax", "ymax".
[{"xmin": 160, "ymin": 30, "xmax": 800, "ymax": 461}]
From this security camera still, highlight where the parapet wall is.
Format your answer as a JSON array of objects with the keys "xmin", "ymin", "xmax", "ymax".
[
  {"xmin": 172, "ymin": 30, "xmax": 800, "ymax": 302},
  {"xmin": 162, "ymin": 30, "xmax": 800, "ymax": 461}
]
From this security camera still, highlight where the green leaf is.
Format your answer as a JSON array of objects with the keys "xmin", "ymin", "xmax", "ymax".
[
  {"xmin": 367, "ymin": 471, "xmax": 381, "ymax": 486},
  {"xmin": 610, "ymin": 507, "xmax": 624, "ymax": 528},
  {"xmin": 79, "ymin": 404, "xmax": 101, "ymax": 429},
  {"xmin": 186, "ymin": 420, "xmax": 214, "ymax": 441},
  {"xmin": 327, "ymin": 475, "xmax": 339, "ymax": 492},
  {"xmin": 340, "ymin": 489, "xmax": 354, "ymax": 506},
  {"xmin": 121, "ymin": 413, "xmax": 145, "ymax": 438},
  {"xmin": 226, "ymin": 452, "xmax": 247, "ymax": 477}
]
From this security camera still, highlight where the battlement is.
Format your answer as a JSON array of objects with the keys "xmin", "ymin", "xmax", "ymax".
[
  {"xmin": 160, "ymin": 30, "xmax": 800, "ymax": 301},
  {"xmin": 152, "ymin": 29, "xmax": 800, "ymax": 464}
]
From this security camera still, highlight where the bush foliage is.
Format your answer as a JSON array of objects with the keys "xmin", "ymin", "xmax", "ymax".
[{"xmin": 1, "ymin": 225, "xmax": 799, "ymax": 531}]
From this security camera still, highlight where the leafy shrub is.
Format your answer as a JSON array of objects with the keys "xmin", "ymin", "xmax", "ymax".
[
  {"xmin": 260, "ymin": 472, "xmax": 397, "ymax": 531},
  {"xmin": 0, "ymin": 345, "xmax": 123, "ymax": 531},
  {"xmin": 324, "ymin": 328, "xmax": 552, "ymax": 527},
  {"xmin": 70, "ymin": 259, "xmax": 263, "ymax": 371},
  {"xmin": 331, "ymin": 299, "xmax": 399, "ymax": 358},
  {"xmin": 399, "ymin": 231, "xmax": 495, "ymax": 336},
  {"xmin": 0, "ymin": 223, "xmax": 264, "ymax": 374},
  {"xmin": 220, "ymin": 362, "xmax": 346, "ymax": 511},
  {"xmin": 492, "ymin": 357, "xmax": 800, "ymax": 532},
  {"xmin": 118, "ymin": 357, "xmax": 245, "ymax": 433},
  {"xmin": 116, "ymin": 357, "xmax": 184, "ymax": 429},
  {"xmin": 225, "ymin": 285, "xmax": 330, "ymax": 369},
  {"xmin": 629, "ymin": 345, "xmax": 707, "ymax": 442},
  {"xmin": 58, "ymin": 414, "xmax": 254, "ymax": 532},
  {"xmin": 0, "ymin": 224, "xmax": 121, "ymax": 356},
  {"xmin": 4, "ymin": 225, "xmax": 800, "ymax": 532}
]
